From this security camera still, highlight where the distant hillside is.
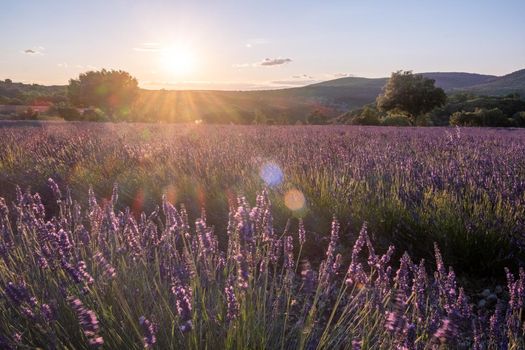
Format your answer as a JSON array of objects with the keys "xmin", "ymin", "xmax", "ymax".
[
  {"xmin": 455, "ymin": 69, "xmax": 525, "ymax": 96},
  {"xmin": 0, "ymin": 80, "xmax": 67, "ymax": 105},
  {"xmin": 2, "ymin": 69, "xmax": 524, "ymax": 123},
  {"xmin": 278, "ymin": 72, "xmax": 502, "ymax": 112}
]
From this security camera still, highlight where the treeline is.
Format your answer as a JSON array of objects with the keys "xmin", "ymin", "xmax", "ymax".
[
  {"xmin": 2, "ymin": 70, "xmax": 525, "ymax": 126},
  {"xmin": 0, "ymin": 79, "xmax": 67, "ymax": 105},
  {"xmin": 339, "ymin": 71, "xmax": 525, "ymax": 127},
  {"xmin": 340, "ymin": 94, "xmax": 525, "ymax": 127}
]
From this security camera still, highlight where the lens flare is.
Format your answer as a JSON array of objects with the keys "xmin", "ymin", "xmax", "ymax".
[
  {"xmin": 260, "ymin": 162, "xmax": 283, "ymax": 187},
  {"xmin": 284, "ymin": 189, "xmax": 305, "ymax": 211}
]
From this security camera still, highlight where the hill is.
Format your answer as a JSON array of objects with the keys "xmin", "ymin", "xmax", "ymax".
[
  {"xmin": 0, "ymin": 80, "xmax": 67, "ymax": 105},
  {"xmin": 2, "ymin": 69, "xmax": 524, "ymax": 123},
  {"xmin": 454, "ymin": 69, "xmax": 525, "ymax": 96}
]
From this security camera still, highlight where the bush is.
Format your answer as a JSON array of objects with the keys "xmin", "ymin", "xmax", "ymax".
[
  {"xmin": 82, "ymin": 108, "xmax": 107, "ymax": 122},
  {"xmin": 450, "ymin": 108, "xmax": 510, "ymax": 127},
  {"xmin": 512, "ymin": 111, "xmax": 525, "ymax": 127},
  {"xmin": 450, "ymin": 111, "xmax": 482, "ymax": 126},
  {"xmin": 58, "ymin": 107, "xmax": 82, "ymax": 121},
  {"xmin": 381, "ymin": 114, "xmax": 412, "ymax": 126},
  {"xmin": 349, "ymin": 114, "xmax": 381, "ymax": 125},
  {"xmin": 16, "ymin": 107, "xmax": 39, "ymax": 120}
]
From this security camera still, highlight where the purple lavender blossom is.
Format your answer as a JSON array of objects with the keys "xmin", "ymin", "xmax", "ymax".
[
  {"xmin": 172, "ymin": 280, "xmax": 193, "ymax": 332},
  {"xmin": 139, "ymin": 316, "xmax": 157, "ymax": 348},
  {"xmin": 68, "ymin": 297, "xmax": 103, "ymax": 348},
  {"xmin": 224, "ymin": 280, "xmax": 239, "ymax": 322},
  {"xmin": 298, "ymin": 219, "xmax": 306, "ymax": 246}
]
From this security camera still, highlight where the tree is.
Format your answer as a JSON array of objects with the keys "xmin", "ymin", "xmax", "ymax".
[
  {"xmin": 377, "ymin": 71, "xmax": 446, "ymax": 122},
  {"xmin": 68, "ymin": 69, "xmax": 139, "ymax": 119}
]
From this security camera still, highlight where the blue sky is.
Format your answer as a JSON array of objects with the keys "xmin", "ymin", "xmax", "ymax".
[{"xmin": 1, "ymin": 0, "xmax": 524, "ymax": 90}]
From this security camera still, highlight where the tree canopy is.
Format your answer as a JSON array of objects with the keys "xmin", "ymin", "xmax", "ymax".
[
  {"xmin": 68, "ymin": 69, "xmax": 139, "ymax": 117},
  {"xmin": 377, "ymin": 71, "xmax": 447, "ymax": 121}
]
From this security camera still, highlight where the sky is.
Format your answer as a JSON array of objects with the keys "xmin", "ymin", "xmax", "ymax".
[{"xmin": 1, "ymin": 0, "xmax": 524, "ymax": 90}]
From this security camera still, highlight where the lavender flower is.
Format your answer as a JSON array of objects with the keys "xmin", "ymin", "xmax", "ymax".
[
  {"xmin": 283, "ymin": 235, "xmax": 294, "ymax": 271},
  {"xmin": 224, "ymin": 280, "xmax": 239, "ymax": 322},
  {"xmin": 172, "ymin": 280, "xmax": 193, "ymax": 332},
  {"xmin": 298, "ymin": 219, "xmax": 306, "ymax": 246},
  {"xmin": 139, "ymin": 316, "xmax": 157, "ymax": 348},
  {"xmin": 68, "ymin": 297, "xmax": 103, "ymax": 348},
  {"xmin": 94, "ymin": 252, "xmax": 116, "ymax": 279},
  {"xmin": 433, "ymin": 318, "xmax": 457, "ymax": 346},
  {"xmin": 346, "ymin": 223, "xmax": 368, "ymax": 286}
]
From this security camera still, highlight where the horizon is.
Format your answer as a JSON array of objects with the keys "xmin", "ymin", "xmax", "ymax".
[
  {"xmin": 3, "ymin": 68, "xmax": 523, "ymax": 93},
  {"xmin": 1, "ymin": 0, "xmax": 524, "ymax": 91}
]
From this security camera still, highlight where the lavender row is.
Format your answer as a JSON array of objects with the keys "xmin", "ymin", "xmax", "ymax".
[{"xmin": 0, "ymin": 180, "xmax": 524, "ymax": 349}]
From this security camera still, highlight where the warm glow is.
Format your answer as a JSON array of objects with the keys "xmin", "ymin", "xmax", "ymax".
[
  {"xmin": 160, "ymin": 46, "xmax": 195, "ymax": 76},
  {"xmin": 284, "ymin": 189, "xmax": 306, "ymax": 211}
]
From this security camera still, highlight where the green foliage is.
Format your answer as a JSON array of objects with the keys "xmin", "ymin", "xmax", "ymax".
[
  {"xmin": 381, "ymin": 114, "xmax": 412, "ymax": 126},
  {"xmin": 512, "ymin": 111, "xmax": 525, "ymax": 127},
  {"xmin": 68, "ymin": 69, "xmax": 139, "ymax": 117},
  {"xmin": 450, "ymin": 108, "xmax": 511, "ymax": 127},
  {"xmin": 337, "ymin": 105, "xmax": 381, "ymax": 125},
  {"xmin": 82, "ymin": 108, "xmax": 108, "ymax": 122},
  {"xmin": 0, "ymin": 80, "xmax": 66, "ymax": 105},
  {"xmin": 58, "ymin": 107, "xmax": 82, "ymax": 121},
  {"xmin": 377, "ymin": 71, "xmax": 447, "ymax": 120}
]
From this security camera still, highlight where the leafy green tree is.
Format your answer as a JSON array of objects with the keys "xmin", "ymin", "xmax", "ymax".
[
  {"xmin": 68, "ymin": 69, "xmax": 139, "ymax": 119},
  {"xmin": 377, "ymin": 71, "xmax": 447, "ymax": 121}
]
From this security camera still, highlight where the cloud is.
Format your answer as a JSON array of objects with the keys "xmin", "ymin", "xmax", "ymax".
[
  {"xmin": 271, "ymin": 80, "xmax": 319, "ymax": 86},
  {"xmin": 57, "ymin": 63, "xmax": 69, "ymax": 68},
  {"xmin": 23, "ymin": 47, "xmax": 44, "ymax": 55},
  {"xmin": 332, "ymin": 73, "xmax": 355, "ymax": 78},
  {"xmin": 133, "ymin": 43, "xmax": 163, "ymax": 52},
  {"xmin": 245, "ymin": 38, "xmax": 269, "ymax": 48},
  {"xmin": 233, "ymin": 57, "xmax": 293, "ymax": 69},
  {"xmin": 292, "ymin": 74, "xmax": 314, "ymax": 79},
  {"xmin": 260, "ymin": 58, "xmax": 292, "ymax": 66}
]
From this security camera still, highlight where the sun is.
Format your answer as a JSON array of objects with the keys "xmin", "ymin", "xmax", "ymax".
[{"xmin": 160, "ymin": 46, "xmax": 195, "ymax": 76}]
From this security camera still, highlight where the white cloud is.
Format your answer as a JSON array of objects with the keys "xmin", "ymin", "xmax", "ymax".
[
  {"xmin": 133, "ymin": 43, "xmax": 164, "ymax": 52},
  {"xmin": 234, "ymin": 57, "xmax": 293, "ymax": 68},
  {"xmin": 245, "ymin": 38, "xmax": 269, "ymax": 48},
  {"xmin": 260, "ymin": 57, "xmax": 292, "ymax": 66},
  {"xmin": 332, "ymin": 73, "xmax": 355, "ymax": 78}
]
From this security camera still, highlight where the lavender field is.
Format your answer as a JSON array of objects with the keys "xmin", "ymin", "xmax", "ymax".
[{"xmin": 1, "ymin": 122, "xmax": 525, "ymax": 349}]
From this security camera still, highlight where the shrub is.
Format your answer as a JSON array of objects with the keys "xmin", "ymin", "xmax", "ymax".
[
  {"xmin": 512, "ymin": 111, "xmax": 525, "ymax": 127},
  {"xmin": 16, "ymin": 107, "xmax": 39, "ymax": 120},
  {"xmin": 58, "ymin": 107, "xmax": 82, "ymax": 121},
  {"xmin": 82, "ymin": 108, "xmax": 107, "ymax": 122},
  {"xmin": 349, "ymin": 114, "xmax": 381, "ymax": 125},
  {"xmin": 381, "ymin": 114, "xmax": 412, "ymax": 126},
  {"xmin": 450, "ymin": 108, "xmax": 510, "ymax": 127},
  {"xmin": 450, "ymin": 110, "xmax": 482, "ymax": 126}
]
